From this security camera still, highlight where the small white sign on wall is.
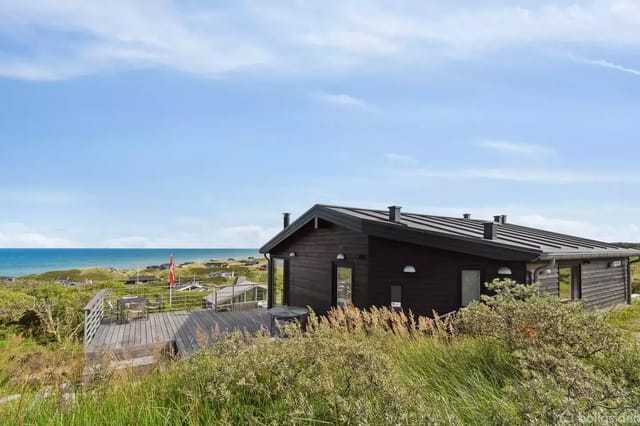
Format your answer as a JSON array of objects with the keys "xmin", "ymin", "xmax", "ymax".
[{"xmin": 391, "ymin": 301, "xmax": 401, "ymax": 308}]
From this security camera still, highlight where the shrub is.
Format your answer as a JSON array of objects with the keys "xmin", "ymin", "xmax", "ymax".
[
  {"xmin": 458, "ymin": 279, "xmax": 640, "ymax": 422},
  {"xmin": 0, "ymin": 289, "xmax": 36, "ymax": 327}
]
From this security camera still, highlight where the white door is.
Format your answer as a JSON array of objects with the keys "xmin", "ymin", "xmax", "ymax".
[{"xmin": 461, "ymin": 270, "xmax": 481, "ymax": 306}]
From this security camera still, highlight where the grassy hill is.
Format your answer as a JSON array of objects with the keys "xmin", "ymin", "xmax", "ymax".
[
  {"xmin": 15, "ymin": 258, "xmax": 268, "ymax": 285},
  {"xmin": 612, "ymin": 242, "xmax": 640, "ymax": 250},
  {"xmin": 22, "ymin": 267, "xmax": 128, "ymax": 282}
]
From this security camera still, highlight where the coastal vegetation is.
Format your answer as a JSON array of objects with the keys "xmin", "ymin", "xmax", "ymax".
[
  {"xmin": 0, "ymin": 258, "xmax": 268, "ymax": 409},
  {"xmin": 1, "ymin": 277, "xmax": 640, "ymax": 425}
]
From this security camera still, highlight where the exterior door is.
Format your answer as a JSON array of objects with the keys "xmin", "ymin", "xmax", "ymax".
[{"xmin": 461, "ymin": 270, "xmax": 481, "ymax": 307}]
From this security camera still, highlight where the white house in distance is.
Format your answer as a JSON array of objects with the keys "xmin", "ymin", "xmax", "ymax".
[
  {"xmin": 207, "ymin": 271, "xmax": 235, "ymax": 279},
  {"xmin": 202, "ymin": 276, "xmax": 267, "ymax": 310}
]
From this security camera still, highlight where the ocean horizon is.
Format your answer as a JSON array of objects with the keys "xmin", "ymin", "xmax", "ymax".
[{"xmin": 0, "ymin": 248, "xmax": 261, "ymax": 277}]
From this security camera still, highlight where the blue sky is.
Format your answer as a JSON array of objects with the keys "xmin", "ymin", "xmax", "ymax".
[{"xmin": 1, "ymin": 0, "xmax": 640, "ymax": 247}]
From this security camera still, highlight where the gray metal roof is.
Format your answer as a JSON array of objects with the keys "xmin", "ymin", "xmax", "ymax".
[{"xmin": 260, "ymin": 204, "xmax": 640, "ymax": 261}]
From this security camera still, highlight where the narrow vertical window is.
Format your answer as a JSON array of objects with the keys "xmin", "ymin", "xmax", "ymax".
[
  {"xmin": 272, "ymin": 258, "xmax": 286, "ymax": 306},
  {"xmin": 558, "ymin": 267, "xmax": 571, "ymax": 300},
  {"xmin": 390, "ymin": 285, "xmax": 402, "ymax": 311},
  {"xmin": 335, "ymin": 266, "xmax": 353, "ymax": 307}
]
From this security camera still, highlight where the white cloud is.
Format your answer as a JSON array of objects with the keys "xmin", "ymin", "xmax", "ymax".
[
  {"xmin": 0, "ymin": 222, "xmax": 78, "ymax": 247},
  {"xmin": 406, "ymin": 168, "xmax": 640, "ymax": 184},
  {"xmin": 515, "ymin": 214, "xmax": 640, "ymax": 242},
  {"xmin": 0, "ymin": 0, "xmax": 271, "ymax": 80},
  {"xmin": 212, "ymin": 225, "xmax": 278, "ymax": 248},
  {"xmin": 404, "ymin": 204, "xmax": 640, "ymax": 242},
  {"xmin": 475, "ymin": 140, "xmax": 555, "ymax": 157},
  {"xmin": 569, "ymin": 55, "xmax": 640, "ymax": 77},
  {"xmin": 104, "ymin": 236, "xmax": 153, "ymax": 249},
  {"xmin": 313, "ymin": 92, "xmax": 368, "ymax": 108},
  {"xmin": 2, "ymin": 1, "xmax": 640, "ymax": 80}
]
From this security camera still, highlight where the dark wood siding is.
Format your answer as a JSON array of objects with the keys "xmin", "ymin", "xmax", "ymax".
[
  {"xmin": 367, "ymin": 237, "xmax": 526, "ymax": 316},
  {"xmin": 580, "ymin": 259, "xmax": 627, "ymax": 308},
  {"xmin": 531, "ymin": 259, "xmax": 628, "ymax": 308},
  {"xmin": 535, "ymin": 264, "xmax": 560, "ymax": 297},
  {"xmin": 270, "ymin": 222, "xmax": 368, "ymax": 313}
]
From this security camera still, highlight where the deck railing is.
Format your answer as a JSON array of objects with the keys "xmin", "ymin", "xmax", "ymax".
[
  {"xmin": 83, "ymin": 289, "xmax": 105, "ymax": 346},
  {"xmin": 100, "ymin": 284, "xmax": 267, "ymax": 317}
]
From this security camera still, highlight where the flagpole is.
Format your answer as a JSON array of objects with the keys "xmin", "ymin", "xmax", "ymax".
[{"xmin": 169, "ymin": 253, "xmax": 174, "ymax": 308}]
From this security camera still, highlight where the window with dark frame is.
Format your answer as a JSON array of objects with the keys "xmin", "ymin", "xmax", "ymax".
[
  {"xmin": 335, "ymin": 265, "xmax": 353, "ymax": 307},
  {"xmin": 272, "ymin": 258, "xmax": 286, "ymax": 306},
  {"xmin": 390, "ymin": 285, "xmax": 402, "ymax": 311}
]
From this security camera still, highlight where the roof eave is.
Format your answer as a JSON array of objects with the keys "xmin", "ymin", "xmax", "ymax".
[{"xmin": 539, "ymin": 250, "xmax": 640, "ymax": 261}]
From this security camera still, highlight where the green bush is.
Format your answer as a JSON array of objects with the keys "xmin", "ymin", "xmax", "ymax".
[{"xmin": 458, "ymin": 279, "xmax": 640, "ymax": 422}]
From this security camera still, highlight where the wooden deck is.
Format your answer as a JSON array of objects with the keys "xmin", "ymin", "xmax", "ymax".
[{"xmin": 85, "ymin": 308, "xmax": 271, "ymax": 359}]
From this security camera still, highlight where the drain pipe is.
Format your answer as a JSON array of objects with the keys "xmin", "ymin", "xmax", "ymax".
[
  {"xmin": 628, "ymin": 257, "xmax": 640, "ymax": 304},
  {"xmin": 532, "ymin": 258, "xmax": 556, "ymax": 283},
  {"xmin": 263, "ymin": 253, "xmax": 271, "ymax": 307}
]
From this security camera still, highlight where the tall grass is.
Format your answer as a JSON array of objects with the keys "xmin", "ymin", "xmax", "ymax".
[
  {"xmin": 392, "ymin": 337, "xmax": 519, "ymax": 424},
  {"xmin": 6, "ymin": 297, "xmax": 640, "ymax": 425}
]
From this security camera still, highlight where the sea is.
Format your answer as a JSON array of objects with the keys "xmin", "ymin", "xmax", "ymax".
[{"xmin": 0, "ymin": 248, "xmax": 261, "ymax": 277}]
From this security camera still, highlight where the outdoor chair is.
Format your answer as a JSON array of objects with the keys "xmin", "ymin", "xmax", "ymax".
[
  {"xmin": 147, "ymin": 296, "xmax": 162, "ymax": 314},
  {"xmin": 126, "ymin": 301, "xmax": 147, "ymax": 321},
  {"xmin": 107, "ymin": 300, "xmax": 123, "ymax": 322}
]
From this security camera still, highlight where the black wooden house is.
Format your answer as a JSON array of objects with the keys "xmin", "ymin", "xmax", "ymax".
[{"xmin": 260, "ymin": 205, "xmax": 640, "ymax": 315}]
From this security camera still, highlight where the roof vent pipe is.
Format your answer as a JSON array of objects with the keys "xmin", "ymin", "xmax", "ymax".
[
  {"xmin": 493, "ymin": 215, "xmax": 507, "ymax": 224},
  {"xmin": 388, "ymin": 205, "xmax": 402, "ymax": 222},
  {"xmin": 463, "ymin": 213, "xmax": 471, "ymax": 219},
  {"xmin": 484, "ymin": 222, "xmax": 497, "ymax": 240},
  {"xmin": 283, "ymin": 213, "xmax": 290, "ymax": 229}
]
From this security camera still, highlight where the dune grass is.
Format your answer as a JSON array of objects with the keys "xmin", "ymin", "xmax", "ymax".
[
  {"xmin": 4, "ymin": 281, "xmax": 640, "ymax": 425},
  {"xmin": 12, "ymin": 334, "xmax": 517, "ymax": 426}
]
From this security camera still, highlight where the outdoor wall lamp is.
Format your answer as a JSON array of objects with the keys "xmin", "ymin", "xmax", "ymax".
[
  {"xmin": 336, "ymin": 253, "xmax": 345, "ymax": 260},
  {"xmin": 497, "ymin": 266, "xmax": 512, "ymax": 275},
  {"xmin": 403, "ymin": 265, "xmax": 416, "ymax": 273},
  {"xmin": 289, "ymin": 252, "xmax": 296, "ymax": 257}
]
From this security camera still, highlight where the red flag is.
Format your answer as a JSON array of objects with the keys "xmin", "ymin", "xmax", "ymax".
[{"xmin": 169, "ymin": 254, "xmax": 175, "ymax": 287}]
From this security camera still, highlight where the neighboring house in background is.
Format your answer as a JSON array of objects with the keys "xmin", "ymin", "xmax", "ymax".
[
  {"xmin": 202, "ymin": 276, "xmax": 267, "ymax": 310},
  {"xmin": 260, "ymin": 204, "xmax": 640, "ymax": 316},
  {"xmin": 175, "ymin": 281, "xmax": 209, "ymax": 292},
  {"xmin": 205, "ymin": 262, "xmax": 229, "ymax": 268},
  {"xmin": 207, "ymin": 271, "xmax": 235, "ymax": 279},
  {"xmin": 242, "ymin": 260, "xmax": 260, "ymax": 266},
  {"xmin": 258, "ymin": 264, "xmax": 268, "ymax": 271},
  {"xmin": 125, "ymin": 275, "xmax": 158, "ymax": 284}
]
